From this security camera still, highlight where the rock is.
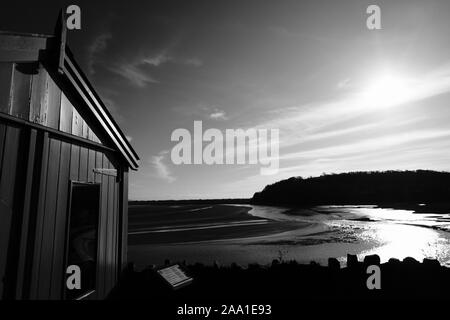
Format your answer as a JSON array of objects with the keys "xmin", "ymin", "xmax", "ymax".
[
  {"xmin": 363, "ymin": 254, "xmax": 380, "ymax": 265},
  {"xmin": 328, "ymin": 258, "xmax": 340, "ymax": 270},
  {"xmin": 403, "ymin": 257, "xmax": 420, "ymax": 266},
  {"xmin": 387, "ymin": 258, "xmax": 401, "ymax": 266},
  {"xmin": 422, "ymin": 258, "xmax": 440, "ymax": 268},
  {"xmin": 347, "ymin": 254, "xmax": 359, "ymax": 268}
]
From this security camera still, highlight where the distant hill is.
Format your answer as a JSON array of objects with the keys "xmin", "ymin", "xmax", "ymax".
[{"xmin": 251, "ymin": 170, "xmax": 450, "ymax": 206}]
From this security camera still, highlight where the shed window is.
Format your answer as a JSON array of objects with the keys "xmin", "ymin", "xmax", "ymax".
[{"xmin": 65, "ymin": 183, "xmax": 100, "ymax": 299}]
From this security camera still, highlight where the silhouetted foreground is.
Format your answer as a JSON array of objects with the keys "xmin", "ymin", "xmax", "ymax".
[
  {"xmin": 252, "ymin": 170, "xmax": 450, "ymax": 207},
  {"xmin": 108, "ymin": 255, "xmax": 450, "ymax": 300}
]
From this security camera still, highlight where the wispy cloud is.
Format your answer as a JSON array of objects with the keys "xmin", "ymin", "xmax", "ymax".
[
  {"xmin": 87, "ymin": 32, "xmax": 112, "ymax": 75},
  {"xmin": 170, "ymin": 104, "xmax": 229, "ymax": 121},
  {"xmin": 111, "ymin": 62, "xmax": 159, "ymax": 87},
  {"xmin": 209, "ymin": 109, "xmax": 228, "ymax": 120},
  {"xmin": 255, "ymin": 63, "xmax": 450, "ymax": 148},
  {"xmin": 281, "ymin": 129, "xmax": 450, "ymax": 163},
  {"xmin": 143, "ymin": 52, "xmax": 203, "ymax": 67},
  {"xmin": 151, "ymin": 150, "xmax": 176, "ymax": 183},
  {"xmin": 222, "ymin": 62, "xmax": 450, "ymax": 188},
  {"xmin": 336, "ymin": 78, "xmax": 351, "ymax": 90},
  {"xmin": 143, "ymin": 53, "xmax": 170, "ymax": 66},
  {"xmin": 111, "ymin": 52, "xmax": 202, "ymax": 87}
]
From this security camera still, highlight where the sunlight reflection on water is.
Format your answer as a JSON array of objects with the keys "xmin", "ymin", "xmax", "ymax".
[
  {"xmin": 357, "ymin": 223, "xmax": 450, "ymax": 265},
  {"xmin": 248, "ymin": 205, "xmax": 450, "ymax": 266}
]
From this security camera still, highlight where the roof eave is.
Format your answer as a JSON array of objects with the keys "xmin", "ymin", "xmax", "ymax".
[{"xmin": 62, "ymin": 50, "xmax": 140, "ymax": 170}]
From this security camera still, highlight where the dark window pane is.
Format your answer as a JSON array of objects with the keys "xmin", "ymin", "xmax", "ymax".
[
  {"xmin": 0, "ymin": 63, "xmax": 12, "ymax": 114},
  {"xmin": 66, "ymin": 183, "xmax": 100, "ymax": 300}
]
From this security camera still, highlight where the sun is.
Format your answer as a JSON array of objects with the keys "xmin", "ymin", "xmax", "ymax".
[{"xmin": 361, "ymin": 72, "xmax": 412, "ymax": 108}]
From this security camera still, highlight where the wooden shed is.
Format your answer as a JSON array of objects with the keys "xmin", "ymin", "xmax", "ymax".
[{"xmin": 0, "ymin": 20, "xmax": 139, "ymax": 300}]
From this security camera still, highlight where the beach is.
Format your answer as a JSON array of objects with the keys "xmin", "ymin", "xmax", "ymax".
[{"xmin": 128, "ymin": 203, "xmax": 450, "ymax": 269}]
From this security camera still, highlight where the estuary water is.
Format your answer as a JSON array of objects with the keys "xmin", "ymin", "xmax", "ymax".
[
  {"xmin": 245, "ymin": 204, "xmax": 450, "ymax": 266},
  {"xmin": 128, "ymin": 204, "xmax": 450, "ymax": 268}
]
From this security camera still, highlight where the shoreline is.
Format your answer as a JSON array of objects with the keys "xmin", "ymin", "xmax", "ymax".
[
  {"xmin": 128, "ymin": 204, "xmax": 307, "ymax": 246},
  {"xmin": 128, "ymin": 203, "xmax": 450, "ymax": 269}
]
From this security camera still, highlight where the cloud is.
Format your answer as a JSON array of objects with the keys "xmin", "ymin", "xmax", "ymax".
[
  {"xmin": 143, "ymin": 53, "xmax": 203, "ymax": 67},
  {"xmin": 222, "ymin": 62, "xmax": 450, "ymax": 184},
  {"xmin": 150, "ymin": 150, "xmax": 176, "ymax": 183},
  {"xmin": 143, "ymin": 53, "xmax": 170, "ymax": 66},
  {"xmin": 336, "ymin": 78, "xmax": 351, "ymax": 90},
  {"xmin": 111, "ymin": 62, "xmax": 159, "ymax": 87},
  {"xmin": 111, "ymin": 53, "xmax": 202, "ymax": 87},
  {"xmin": 209, "ymin": 109, "xmax": 228, "ymax": 120},
  {"xmin": 87, "ymin": 21, "xmax": 202, "ymax": 88},
  {"xmin": 87, "ymin": 32, "xmax": 112, "ymax": 75},
  {"xmin": 255, "ymin": 62, "xmax": 450, "ymax": 149},
  {"xmin": 171, "ymin": 104, "xmax": 229, "ymax": 121},
  {"xmin": 280, "ymin": 129, "xmax": 450, "ymax": 163}
]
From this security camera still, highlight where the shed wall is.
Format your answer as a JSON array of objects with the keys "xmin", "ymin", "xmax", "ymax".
[{"xmin": 0, "ymin": 59, "xmax": 127, "ymax": 300}]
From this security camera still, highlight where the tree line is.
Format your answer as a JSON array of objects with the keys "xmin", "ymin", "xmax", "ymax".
[{"xmin": 251, "ymin": 170, "xmax": 450, "ymax": 205}]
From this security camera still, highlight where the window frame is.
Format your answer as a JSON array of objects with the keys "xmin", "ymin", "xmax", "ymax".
[{"xmin": 63, "ymin": 180, "xmax": 101, "ymax": 300}]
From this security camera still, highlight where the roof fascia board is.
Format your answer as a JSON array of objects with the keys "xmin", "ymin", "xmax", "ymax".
[
  {"xmin": 62, "ymin": 59, "xmax": 139, "ymax": 169},
  {"xmin": 64, "ymin": 54, "xmax": 139, "ymax": 160}
]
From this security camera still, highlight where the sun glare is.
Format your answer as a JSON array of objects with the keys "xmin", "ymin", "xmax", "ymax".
[{"xmin": 361, "ymin": 72, "xmax": 412, "ymax": 108}]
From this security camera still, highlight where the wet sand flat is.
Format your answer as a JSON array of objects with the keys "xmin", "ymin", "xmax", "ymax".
[
  {"xmin": 128, "ymin": 204, "xmax": 305, "ymax": 245},
  {"xmin": 128, "ymin": 203, "xmax": 450, "ymax": 269}
]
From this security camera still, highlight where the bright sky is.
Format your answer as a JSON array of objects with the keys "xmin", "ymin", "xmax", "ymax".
[{"xmin": 2, "ymin": 0, "xmax": 450, "ymax": 200}]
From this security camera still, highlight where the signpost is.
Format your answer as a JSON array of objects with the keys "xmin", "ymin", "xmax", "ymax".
[{"xmin": 157, "ymin": 265, "xmax": 193, "ymax": 290}]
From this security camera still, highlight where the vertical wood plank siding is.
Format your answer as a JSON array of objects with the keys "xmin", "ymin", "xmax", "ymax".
[
  {"xmin": 1, "ymin": 62, "xmax": 102, "ymax": 145},
  {"xmin": 0, "ymin": 124, "xmax": 21, "ymax": 298},
  {"xmin": 50, "ymin": 141, "xmax": 70, "ymax": 299},
  {"xmin": 27, "ymin": 138, "xmax": 121, "ymax": 299},
  {"xmin": 120, "ymin": 170, "xmax": 129, "ymax": 271},
  {"xmin": 10, "ymin": 63, "xmax": 32, "ymax": 120},
  {"xmin": 0, "ymin": 63, "xmax": 13, "ymax": 114},
  {"xmin": 0, "ymin": 59, "xmax": 126, "ymax": 299}
]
